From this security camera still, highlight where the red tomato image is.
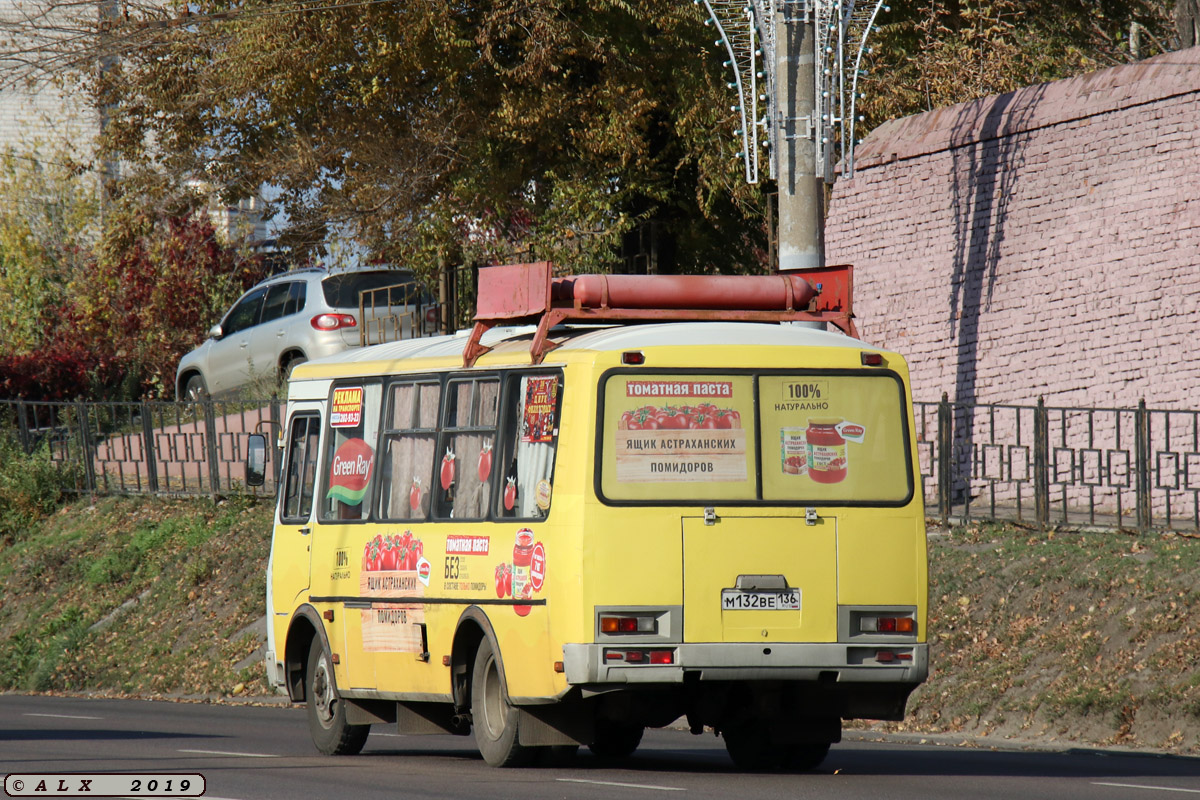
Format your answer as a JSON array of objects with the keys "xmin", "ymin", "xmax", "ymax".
[
  {"xmin": 716, "ymin": 409, "xmax": 741, "ymax": 429},
  {"xmin": 440, "ymin": 449, "xmax": 456, "ymax": 490},
  {"xmin": 478, "ymin": 442, "xmax": 493, "ymax": 482},
  {"xmin": 494, "ymin": 563, "xmax": 511, "ymax": 599},
  {"xmin": 409, "ymin": 477, "xmax": 422, "ymax": 512},
  {"xmin": 503, "ymin": 477, "xmax": 517, "ymax": 511},
  {"xmin": 363, "ymin": 539, "xmax": 382, "ymax": 571},
  {"xmin": 380, "ymin": 538, "xmax": 398, "ymax": 570}
]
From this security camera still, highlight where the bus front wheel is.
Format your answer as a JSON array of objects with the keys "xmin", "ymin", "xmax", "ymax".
[
  {"xmin": 471, "ymin": 637, "xmax": 536, "ymax": 767},
  {"xmin": 306, "ymin": 637, "xmax": 369, "ymax": 755}
]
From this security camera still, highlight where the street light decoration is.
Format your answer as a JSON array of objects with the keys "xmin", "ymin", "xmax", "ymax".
[{"xmin": 696, "ymin": 0, "xmax": 889, "ymax": 184}]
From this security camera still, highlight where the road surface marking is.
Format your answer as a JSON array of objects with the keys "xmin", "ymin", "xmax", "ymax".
[
  {"xmin": 1094, "ymin": 783, "xmax": 1200, "ymax": 795},
  {"xmin": 177, "ymin": 749, "xmax": 277, "ymax": 759},
  {"xmin": 24, "ymin": 713, "xmax": 103, "ymax": 720},
  {"xmin": 557, "ymin": 778, "xmax": 685, "ymax": 792}
]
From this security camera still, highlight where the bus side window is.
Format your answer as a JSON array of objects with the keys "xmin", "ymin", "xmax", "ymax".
[
  {"xmin": 378, "ymin": 381, "xmax": 440, "ymax": 521},
  {"xmin": 281, "ymin": 414, "xmax": 320, "ymax": 523},
  {"xmin": 319, "ymin": 384, "xmax": 383, "ymax": 522},
  {"xmin": 497, "ymin": 373, "xmax": 561, "ymax": 519},
  {"xmin": 434, "ymin": 377, "xmax": 499, "ymax": 520}
]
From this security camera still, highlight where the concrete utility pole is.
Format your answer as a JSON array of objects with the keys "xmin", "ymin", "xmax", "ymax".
[
  {"xmin": 698, "ymin": 0, "xmax": 887, "ymax": 270},
  {"xmin": 774, "ymin": 6, "xmax": 823, "ymax": 273}
]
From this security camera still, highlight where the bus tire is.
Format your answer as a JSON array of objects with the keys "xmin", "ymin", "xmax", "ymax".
[
  {"xmin": 588, "ymin": 720, "xmax": 643, "ymax": 759},
  {"xmin": 789, "ymin": 742, "xmax": 831, "ymax": 772},
  {"xmin": 305, "ymin": 637, "xmax": 369, "ymax": 755},
  {"xmin": 471, "ymin": 637, "xmax": 535, "ymax": 767},
  {"xmin": 722, "ymin": 725, "xmax": 791, "ymax": 771}
]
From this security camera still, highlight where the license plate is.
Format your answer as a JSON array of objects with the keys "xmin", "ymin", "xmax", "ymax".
[{"xmin": 721, "ymin": 589, "xmax": 801, "ymax": 611}]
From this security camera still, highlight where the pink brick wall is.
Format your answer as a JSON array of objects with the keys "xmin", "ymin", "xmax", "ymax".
[{"xmin": 826, "ymin": 47, "xmax": 1200, "ymax": 409}]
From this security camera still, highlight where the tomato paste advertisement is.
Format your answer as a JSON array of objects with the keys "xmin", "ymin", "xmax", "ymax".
[
  {"xmin": 601, "ymin": 375, "xmax": 757, "ymax": 501},
  {"xmin": 359, "ymin": 530, "xmax": 429, "ymax": 653},
  {"xmin": 758, "ymin": 374, "xmax": 911, "ymax": 503},
  {"xmin": 491, "ymin": 528, "xmax": 546, "ymax": 616}
]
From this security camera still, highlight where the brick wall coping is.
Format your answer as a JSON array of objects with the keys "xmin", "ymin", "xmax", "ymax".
[{"xmin": 854, "ymin": 46, "xmax": 1200, "ymax": 168}]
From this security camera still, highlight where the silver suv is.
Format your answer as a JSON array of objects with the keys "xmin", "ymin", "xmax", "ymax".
[{"xmin": 176, "ymin": 268, "xmax": 434, "ymax": 399}]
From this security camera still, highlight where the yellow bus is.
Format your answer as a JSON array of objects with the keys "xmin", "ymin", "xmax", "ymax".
[{"xmin": 249, "ymin": 263, "xmax": 928, "ymax": 771}]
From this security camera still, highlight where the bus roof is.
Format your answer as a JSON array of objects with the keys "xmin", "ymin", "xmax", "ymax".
[{"xmin": 291, "ymin": 321, "xmax": 887, "ymax": 382}]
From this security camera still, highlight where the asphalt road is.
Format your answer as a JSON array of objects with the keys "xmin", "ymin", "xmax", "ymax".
[{"xmin": 2, "ymin": 694, "xmax": 1199, "ymax": 800}]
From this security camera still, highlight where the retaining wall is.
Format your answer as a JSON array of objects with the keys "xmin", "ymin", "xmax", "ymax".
[{"xmin": 826, "ymin": 47, "xmax": 1200, "ymax": 409}]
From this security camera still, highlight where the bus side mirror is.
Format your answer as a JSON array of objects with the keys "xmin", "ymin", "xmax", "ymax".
[{"xmin": 246, "ymin": 433, "xmax": 267, "ymax": 487}]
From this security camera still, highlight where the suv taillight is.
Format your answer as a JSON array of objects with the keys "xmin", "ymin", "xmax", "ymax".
[{"xmin": 311, "ymin": 313, "xmax": 357, "ymax": 331}]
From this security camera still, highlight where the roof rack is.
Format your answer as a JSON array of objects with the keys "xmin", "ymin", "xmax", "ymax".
[{"xmin": 462, "ymin": 261, "xmax": 857, "ymax": 367}]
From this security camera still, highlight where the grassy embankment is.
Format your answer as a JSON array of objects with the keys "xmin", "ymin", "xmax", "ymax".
[{"xmin": 1, "ymin": 442, "xmax": 1198, "ymax": 753}]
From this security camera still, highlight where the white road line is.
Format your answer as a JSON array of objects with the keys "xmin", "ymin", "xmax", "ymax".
[
  {"xmin": 557, "ymin": 778, "xmax": 685, "ymax": 792},
  {"xmin": 24, "ymin": 713, "xmax": 103, "ymax": 720},
  {"xmin": 1093, "ymin": 783, "xmax": 1200, "ymax": 795},
  {"xmin": 177, "ymin": 749, "xmax": 277, "ymax": 759}
]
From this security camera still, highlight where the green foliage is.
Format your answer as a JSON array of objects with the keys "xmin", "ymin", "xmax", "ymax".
[
  {"xmin": 0, "ymin": 147, "xmax": 99, "ymax": 355},
  {"xmin": 0, "ymin": 433, "xmax": 79, "ymax": 543}
]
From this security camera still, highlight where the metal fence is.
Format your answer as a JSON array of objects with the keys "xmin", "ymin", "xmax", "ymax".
[
  {"xmin": 916, "ymin": 396, "xmax": 1200, "ymax": 532},
  {"xmin": 1, "ymin": 398, "xmax": 281, "ymax": 498},
  {"xmin": 4, "ymin": 394, "xmax": 1198, "ymax": 532}
]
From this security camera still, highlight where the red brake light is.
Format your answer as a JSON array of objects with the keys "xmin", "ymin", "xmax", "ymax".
[
  {"xmin": 878, "ymin": 617, "xmax": 897, "ymax": 633},
  {"xmin": 311, "ymin": 313, "xmax": 357, "ymax": 331},
  {"xmin": 622, "ymin": 351, "xmax": 645, "ymax": 365},
  {"xmin": 649, "ymin": 650, "xmax": 675, "ymax": 665},
  {"xmin": 618, "ymin": 617, "xmax": 638, "ymax": 633},
  {"xmin": 861, "ymin": 351, "xmax": 884, "ymax": 366}
]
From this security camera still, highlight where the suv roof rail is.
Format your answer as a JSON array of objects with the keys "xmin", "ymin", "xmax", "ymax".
[{"xmin": 462, "ymin": 261, "xmax": 857, "ymax": 367}]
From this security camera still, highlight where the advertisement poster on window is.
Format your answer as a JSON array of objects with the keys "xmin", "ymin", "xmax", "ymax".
[
  {"xmin": 603, "ymin": 376, "xmax": 756, "ymax": 498},
  {"xmin": 758, "ymin": 374, "xmax": 910, "ymax": 503},
  {"xmin": 521, "ymin": 376, "xmax": 559, "ymax": 443}
]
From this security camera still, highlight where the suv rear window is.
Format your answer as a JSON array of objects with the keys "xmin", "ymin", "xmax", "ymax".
[
  {"xmin": 597, "ymin": 370, "xmax": 913, "ymax": 506},
  {"xmin": 321, "ymin": 270, "xmax": 431, "ymax": 308}
]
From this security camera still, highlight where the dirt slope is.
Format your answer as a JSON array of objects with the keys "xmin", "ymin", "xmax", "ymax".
[{"xmin": 1, "ymin": 497, "xmax": 1198, "ymax": 754}]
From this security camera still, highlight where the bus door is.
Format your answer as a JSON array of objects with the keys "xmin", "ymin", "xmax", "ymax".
[
  {"xmin": 311, "ymin": 382, "xmax": 384, "ymax": 690},
  {"xmin": 272, "ymin": 404, "xmax": 323, "ymax": 647}
]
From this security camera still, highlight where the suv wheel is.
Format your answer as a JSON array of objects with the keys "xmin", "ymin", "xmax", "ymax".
[{"xmin": 183, "ymin": 375, "xmax": 208, "ymax": 402}]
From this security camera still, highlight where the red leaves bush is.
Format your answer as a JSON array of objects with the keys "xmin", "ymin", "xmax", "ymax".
[{"xmin": 0, "ymin": 213, "xmax": 266, "ymax": 401}]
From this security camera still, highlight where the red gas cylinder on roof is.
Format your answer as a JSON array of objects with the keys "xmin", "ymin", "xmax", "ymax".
[{"xmin": 551, "ymin": 274, "xmax": 818, "ymax": 312}]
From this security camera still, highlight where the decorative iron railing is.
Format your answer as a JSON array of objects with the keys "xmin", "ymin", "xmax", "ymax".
[{"xmin": 4, "ymin": 395, "xmax": 1197, "ymax": 531}]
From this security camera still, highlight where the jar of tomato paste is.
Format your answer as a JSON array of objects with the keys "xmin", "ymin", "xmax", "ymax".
[
  {"xmin": 806, "ymin": 419, "xmax": 848, "ymax": 484},
  {"xmin": 512, "ymin": 528, "xmax": 535, "ymax": 597}
]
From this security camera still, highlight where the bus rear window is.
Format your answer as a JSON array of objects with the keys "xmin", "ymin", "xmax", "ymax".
[{"xmin": 598, "ymin": 371, "xmax": 912, "ymax": 506}]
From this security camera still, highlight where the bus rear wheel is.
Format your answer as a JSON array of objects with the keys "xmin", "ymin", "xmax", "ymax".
[
  {"xmin": 723, "ymin": 726, "xmax": 830, "ymax": 772},
  {"xmin": 471, "ymin": 637, "xmax": 536, "ymax": 767},
  {"xmin": 306, "ymin": 637, "xmax": 369, "ymax": 755}
]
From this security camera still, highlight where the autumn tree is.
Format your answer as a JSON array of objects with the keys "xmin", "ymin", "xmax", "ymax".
[
  {"xmin": 858, "ymin": 0, "xmax": 1176, "ymax": 129},
  {"xmin": 90, "ymin": 0, "xmax": 765, "ymax": 278}
]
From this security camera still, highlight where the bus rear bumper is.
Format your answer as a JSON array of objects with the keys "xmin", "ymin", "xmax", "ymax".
[{"xmin": 562, "ymin": 642, "xmax": 928, "ymax": 686}]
